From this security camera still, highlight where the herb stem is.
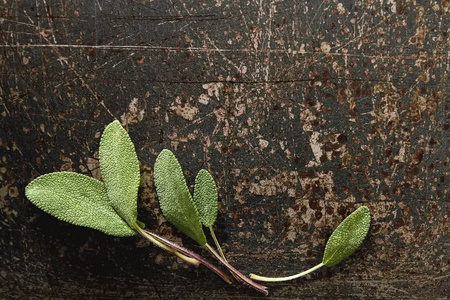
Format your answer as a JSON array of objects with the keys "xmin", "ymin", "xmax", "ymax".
[
  {"xmin": 209, "ymin": 226, "xmax": 226, "ymax": 260},
  {"xmin": 209, "ymin": 226, "xmax": 241, "ymax": 281},
  {"xmin": 135, "ymin": 225, "xmax": 232, "ymax": 284},
  {"xmin": 250, "ymin": 262, "xmax": 324, "ymax": 282},
  {"xmin": 135, "ymin": 224, "xmax": 199, "ymax": 266},
  {"xmin": 205, "ymin": 243, "xmax": 269, "ymax": 295}
]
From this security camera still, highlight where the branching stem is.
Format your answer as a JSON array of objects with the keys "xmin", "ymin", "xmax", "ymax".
[
  {"xmin": 205, "ymin": 243, "xmax": 268, "ymax": 295},
  {"xmin": 209, "ymin": 226, "xmax": 240, "ymax": 281},
  {"xmin": 135, "ymin": 224, "xmax": 232, "ymax": 284},
  {"xmin": 134, "ymin": 224, "xmax": 199, "ymax": 266}
]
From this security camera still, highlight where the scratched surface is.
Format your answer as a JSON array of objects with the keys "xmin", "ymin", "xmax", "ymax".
[{"xmin": 0, "ymin": 0, "xmax": 449, "ymax": 299}]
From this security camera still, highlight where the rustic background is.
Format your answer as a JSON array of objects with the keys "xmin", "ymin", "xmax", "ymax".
[{"xmin": 1, "ymin": 0, "xmax": 449, "ymax": 299}]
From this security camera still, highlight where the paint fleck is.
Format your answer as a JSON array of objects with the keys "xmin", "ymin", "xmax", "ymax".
[
  {"xmin": 320, "ymin": 42, "xmax": 331, "ymax": 54},
  {"xmin": 121, "ymin": 98, "xmax": 145, "ymax": 125}
]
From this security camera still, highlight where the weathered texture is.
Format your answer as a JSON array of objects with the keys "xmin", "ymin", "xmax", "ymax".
[{"xmin": 0, "ymin": 0, "xmax": 448, "ymax": 299}]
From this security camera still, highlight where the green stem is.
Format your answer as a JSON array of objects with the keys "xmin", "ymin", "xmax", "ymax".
[
  {"xmin": 209, "ymin": 226, "xmax": 240, "ymax": 281},
  {"xmin": 205, "ymin": 243, "xmax": 269, "ymax": 295},
  {"xmin": 250, "ymin": 262, "xmax": 324, "ymax": 282},
  {"xmin": 209, "ymin": 226, "xmax": 226, "ymax": 260}
]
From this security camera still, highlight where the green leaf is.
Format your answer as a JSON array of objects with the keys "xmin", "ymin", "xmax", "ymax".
[
  {"xmin": 193, "ymin": 169, "xmax": 218, "ymax": 227},
  {"xmin": 154, "ymin": 149, "xmax": 207, "ymax": 246},
  {"xmin": 322, "ymin": 206, "xmax": 371, "ymax": 267},
  {"xmin": 25, "ymin": 172, "xmax": 136, "ymax": 237},
  {"xmin": 99, "ymin": 120, "xmax": 140, "ymax": 227}
]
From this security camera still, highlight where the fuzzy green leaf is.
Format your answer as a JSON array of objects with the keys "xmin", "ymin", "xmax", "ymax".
[
  {"xmin": 193, "ymin": 169, "xmax": 218, "ymax": 227},
  {"xmin": 322, "ymin": 206, "xmax": 371, "ymax": 267},
  {"xmin": 25, "ymin": 172, "xmax": 136, "ymax": 237},
  {"xmin": 154, "ymin": 149, "xmax": 207, "ymax": 246},
  {"xmin": 99, "ymin": 120, "xmax": 140, "ymax": 227}
]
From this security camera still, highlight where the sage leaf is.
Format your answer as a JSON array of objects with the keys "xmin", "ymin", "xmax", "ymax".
[
  {"xmin": 154, "ymin": 149, "xmax": 207, "ymax": 246},
  {"xmin": 25, "ymin": 172, "xmax": 136, "ymax": 237},
  {"xmin": 193, "ymin": 169, "xmax": 218, "ymax": 227},
  {"xmin": 250, "ymin": 206, "xmax": 371, "ymax": 282},
  {"xmin": 322, "ymin": 206, "xmax": 371, "ymax": 267},
  {"xmin": 193, "ymin": 169, "xmax": 228, "ymax": 261},
  {"xmin": 99, "ymin": 120, "xmax": 140, "ymax": 227}
]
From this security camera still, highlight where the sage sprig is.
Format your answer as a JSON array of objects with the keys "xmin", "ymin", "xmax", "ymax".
[
  {"xmin": 250, "ymin": 206, "xmax": 371, "ymax": 282},
  {"xmin": 26, "ymin": 120, "xmax": 231, "ymax": 285},
  {"xmin": 154, "ymin": 149, "xmax": 269, "ymax": 295}
]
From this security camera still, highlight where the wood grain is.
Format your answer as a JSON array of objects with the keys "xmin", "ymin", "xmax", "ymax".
[{"xmin": 1, "ymin": 0, "xmax": 448, "ymax": 298}]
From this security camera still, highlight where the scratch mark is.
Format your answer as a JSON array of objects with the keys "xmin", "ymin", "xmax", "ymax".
[
  {"xmin": 95, "ymin": 0, "xmax": 103, "ymax": 12},
  {"xmin": 203, "ymin": 33, "xmax": 242, "ymax": 75},
  {"xmin": 2, "ymin": 17, "xmax": 114, "ymax": 118},
  {"xmin": 263, "ymin": 0, "xmax": 274, "ymax": 89},
  {"xmin": 1, "ymin": 43, "xmax": 446, "ymax": 60},
  {"xmin": 42, "ymin": 0, "xmax": 57, "ymax": 44},
  {"xmin": 112, "ymin": 52, "xmax": 136, "ymax": 68}
]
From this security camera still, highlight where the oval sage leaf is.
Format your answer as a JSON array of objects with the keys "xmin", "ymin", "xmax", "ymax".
[
  {"xmin": 193, "ymin": 169, "xmax": 218, "ymax": 228},
  {"xmin": 322, "ymin": 206, "xmax": 371, "ymax": 267},
  {"xmin": 154, "ymin": 149, "xmax": 207, "ymax": 246},
  {"xmin": 99, "ymin": 120, "xmax": 140, "ymax": 227},
  {"xmin": 25, "ymin": 172, "xmax": 136, "ymax": 237}
]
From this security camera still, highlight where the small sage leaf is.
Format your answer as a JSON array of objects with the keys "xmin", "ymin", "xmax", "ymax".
[
  {"xmin": 136, "ymin": 220, "xmax": 146, "ymax": 229},
  {"xmin": 322, "ymin": 206, "xmax": 371, "ymax": 267},
  {"xmin": 25, "ymin": 172, "xmax": 136, "ymax": 237},
  {"xmin": 99, "ymin": 120, "xmax": 140, "ymax": 227},
  {"xmin": 154, "ymin": 149, "xmax": 207, "ymax": 246},
  {"xmin": 193, "ymin": 169, "xmax": 218, "ymax": 227}
]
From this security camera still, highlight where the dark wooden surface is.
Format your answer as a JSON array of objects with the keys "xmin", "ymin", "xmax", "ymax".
[{"xmin": 1, "ymin": 1, "xmax": 449, "ymax": 299}]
